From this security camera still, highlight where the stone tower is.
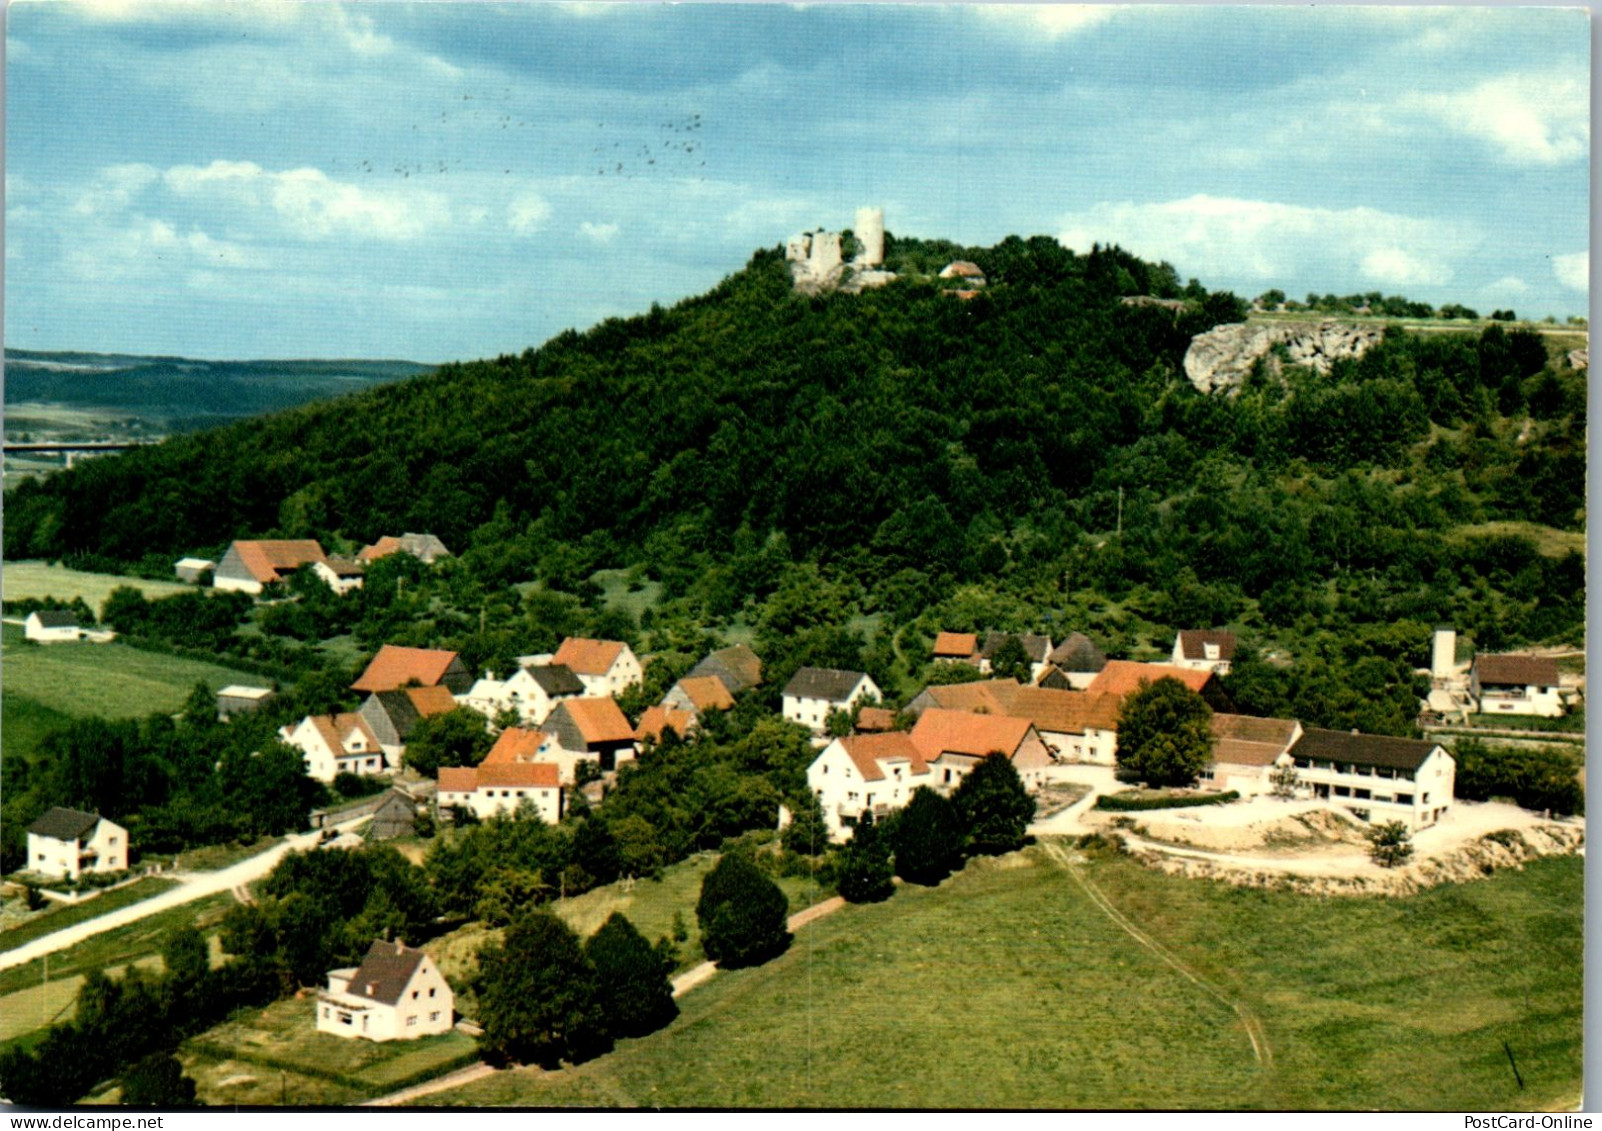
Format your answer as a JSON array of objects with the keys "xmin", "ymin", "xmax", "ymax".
[
  {"xmin": 1431, "ymin": 624, "xmax": 1457, "ymax": 680},
  {"xmin": 854, "ymin": 206, "xmax": 884, "ymax": 266}
]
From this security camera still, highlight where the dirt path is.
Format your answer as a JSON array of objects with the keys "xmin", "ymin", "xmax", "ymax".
[
  {"xmin": 1040, "ymin": 840, "xmax": 1272, "ymax": 1068},
  {"xmin": 360, "ymin": 1061, "xmax": 501, "ymax": 1107}
]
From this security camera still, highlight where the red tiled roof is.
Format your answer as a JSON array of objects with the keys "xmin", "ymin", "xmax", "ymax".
[
  {"xmin": 357, "ymin": 536, "xmax": 404, "ymax": 563},
  {"xmin": 553, "ymin": 637, "xmax": 627, "ymax": 676},
  {"xmin": 232, "ymin": 539, "xmax": 326, "ymax": 584},
  {"xmin": 353, "ymin": 645, "xmax": 463, "ymax": 693},
  {"xmin": 1474, "ymin": 653, "xmax": 1561, "ymax": 688},
  {"xmin": 405, "ymin": 685, "xmax": 459, "ymax": 718},
  {"xmin": 676, "ymin": 676, "xmax": 735, "ymax": 712},
  {"xmin": 636, "ymin": 705, "xmax": 695, "ymax": 743},
  {"xmin": 1210, "ymin": 714, "xmax": 1299, "ymax": 767},
  {"xmin": 475, "ymin": 761, "xmax": 561, "ymax": 789},
  {"xmin": 910, "ymin": 708, "xmax": 1032, "ymax": 762},
  {"xmin": 932, "ymin": 631, "xmax": 979, "ymax": 658},
  {"xmin": 918, "ymin": 680, "xmax": 1010, "ymax": 714},
  {"xmin": 854, "ymin": 706, "xmax": 898, "ymax": 732},
  {"xmin": 836, "ymin": 732, "xmax": 929, "ymax": 782},
  {"xmin": 437, "ymin": 766, "xmax": 478, "ymax": 793},
  {"xmin": 918, "ymin": 680, "xmax": 1121, "ymax": 734},
  {"xmin": 482, "ymin": 727, "xmax": 547, "ymax": 765},
  {"xmin": 309, "ymin": 713, "xmax": 381, "ymax": 758},
  {"xmin": 563, "ymin": 697, "xmax": 636, "ymax": 744},
  {"xmin": 1088, "ymin": 660, "xmax": 1214, "ymax": 699}
]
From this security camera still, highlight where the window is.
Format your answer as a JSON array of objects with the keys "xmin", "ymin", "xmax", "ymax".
[
  {"xmin": 412, "ymin": 990, "xmax": 419, "ymax": 999},
  {"xmin": 430, "ymin": 1011, "xmax": 441, "ymax": 1022},
  {"xmin": 1334, "ymin": 786, "xmax": 1350, "ymax": 797},
  {"xmin": 429, "ymin": 987, "xmax": 436, "ymax": 997},
  {"xmin": 1354, "ymin": 789, "xmax": 1371, "ymax": 800},
  {"xmin": 1396, "ymin": 793, "xmax": 1414, "ymax": 805},
  {"xmin": 408, "ymin": 1016, "xmax": 418, "ymax": 1027}
]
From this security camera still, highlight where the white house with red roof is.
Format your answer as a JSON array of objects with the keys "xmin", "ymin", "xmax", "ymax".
[
  {"xmin": 213, "ymin": 539, "xmax": 327, "ymax": 595},
  {"xmin": 318, "ymin": 939, "xmax": 454, "ymax": 1042},
  {"xmin": 807, "ymin": 733, "xmax": 931, "ymax": 840},
  {"xmin": 279, "ymin": 713, "xmax": 387, "ymax": 782},
  {"xmin": 551, "ymin": 637, "xmax": 642, "ymax": 697},
  {"xmin": 437, "ymin": 760, "xmax": 565, "ymax": 824},
  {"xmin": 908, "ymin": 708, "xmax": 1053, "ymax": 793}
]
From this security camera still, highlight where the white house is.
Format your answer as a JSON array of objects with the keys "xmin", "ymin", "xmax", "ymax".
[
  {"xmin": 438, "ymin": 756, "xmax": 565, "ymax": 824},
  {"xmin": 550, "ymin": 638, "xmax": 643, "ymax": 697},
  {"xmin": 26, "ymin": 807, "xmax": 128, "ymax": 880},
  {"xmin": 1286, "ymin": 727, "xmax": 1455, "ymax": 830},
  {"xmin": 782, "ymin": 667, "xmax": 882, "ymax": 733},
  {"xmin": 1470, "ymin": 654, "xmax": 1565, "ymax": 718},
  {"xmin": 312, "ymin": 557, "xmax": 366, "ymax": 595},
  {"xmin": 458, "ymin": 663, "xmax": 586, "ymax": 726},
  {"xmin": 318, "ymin": 939, "xmax": 454, "ymax": 1042},
  {"xmin": 909, "ymin": 708, "xmax": 1054, "ymax": 793},
  {"xmin": 24, "ymin": 610, "xmax": 83, "ymax": 643},
  {"xmin": 1171, "ymin": 630, "xmax": 1237, "ymax": 675},
  {"xmin": 279, "ymin": 713, "xmax": 387, "ymax": 782},
  {"xmin": 807, "ymin": 733, "xmax": 931, "ymax": 841}
]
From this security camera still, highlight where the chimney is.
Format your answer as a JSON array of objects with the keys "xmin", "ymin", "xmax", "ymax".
[{"xmin": 395, "ymin": 938, "xmax": 405, "ymax": 954}]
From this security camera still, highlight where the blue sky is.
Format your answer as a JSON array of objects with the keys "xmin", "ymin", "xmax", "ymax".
[{"xmin": 5, "ymin": 2, "xmax": 1590, "ymax": 361}]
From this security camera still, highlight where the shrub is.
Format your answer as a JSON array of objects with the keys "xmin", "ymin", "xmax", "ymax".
[
  {"xmin": 695, "ymin": 852, "xmax": 790, "ymax": 969},
  {"xmin": 890, "ymin": 787, "xmax": 965, "ymax": 886},
  {"xmin": 835, "ymin": 811, "xmax": 894, "ymax": 904},
  {"xmin": 952, "ymin": 753, "xmax": 1036, "ymax": 855},
  {"xmin": 1367, "ymin": 820, "xmax": 1414, "ymax": 868}
]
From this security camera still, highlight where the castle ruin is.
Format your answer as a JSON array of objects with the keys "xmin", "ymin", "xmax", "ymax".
[{"xmin": 786, "ymin": 207, "xmax": 894, "ymax": 293}]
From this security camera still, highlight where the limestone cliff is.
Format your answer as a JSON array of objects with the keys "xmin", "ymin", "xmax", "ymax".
[{"xmin": 1183, "ymin": 320, "xmax": 1385, "ymax": 395}]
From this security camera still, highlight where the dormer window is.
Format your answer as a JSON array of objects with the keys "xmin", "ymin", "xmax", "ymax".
[{"xmin": 1204, "ymin": 643, "xmax": 1219, "ymax": 659}]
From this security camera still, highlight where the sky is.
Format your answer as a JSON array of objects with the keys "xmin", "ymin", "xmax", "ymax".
[{"xmin": 4, "ymin": 2, "xmax": 1591, "ymax": 362}]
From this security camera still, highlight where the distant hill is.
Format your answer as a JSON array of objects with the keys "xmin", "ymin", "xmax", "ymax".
[{"xmin": 4, "ymin": 350, "xmax": 433, "ymax": 433}]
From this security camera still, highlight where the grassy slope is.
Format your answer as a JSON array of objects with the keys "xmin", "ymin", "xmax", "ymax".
[
  {"xmin": 2, "ymin": 561, "xmax": 192, "ymax": 606},
  {"xmin": 1, "ymin": 694, "xmax": 74, "ymax": 763},
  {"xmin": 429, "ymin": 850, "xmax": 1582, "ymax": 1111},
  {"xmin": 0, "ymin": 623, "xmax": 262, "ymax": 720}
]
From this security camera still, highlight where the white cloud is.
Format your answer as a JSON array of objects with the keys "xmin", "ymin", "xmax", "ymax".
[
  {"xmin": 1403, "ymin": 73, "xmax": 1588, "ymax": 165},
  {"xmin": 975, "ymin": 5, "xmax": 1115, "ymax": 41},
  {"xmin": 71, "ymin": 163, "xmax": 159, "ymax": 215},
  {"xmin": 579, "ymin": 220, "xmax": 620, "ymax": 243},
  {"xmin": 1360, "ymin": 247, "xmax": 1451, "ymax": 287},
  {"xmin": 1486, "ymin": 275, "xmax": 1530, "ymax": 295},
  {"xmin": 1058, "ymin": 195, "xmax": 1474, "ymax": 288},
  {"xmin": 508, "ymin": 192, "xmax": 553, "ymax": 236},
  {"xmin": 1553, "ymin": 252, "xmax": 1588, "ymax": 291},
  {"xmin": 62, "ymin": 216, "xmax": 260, "ymax": 283},
  {"xmin": 163, "ymin": 160, "xmax": 448, "ymax": 241}
]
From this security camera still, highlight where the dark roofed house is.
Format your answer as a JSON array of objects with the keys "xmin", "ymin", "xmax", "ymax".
[
  {"xmin": 368, "ymin": 790, "xmax": 418, "ymax": 841},
  {"xmin": 24, "ymin": 609, "xmax": 84, "ymax": 642},
  {"xmin": 26, "ymin": 807, "xmax": 128, "ymax": 879},
  {"xmin": 359, "ymin": 685, "xmax": 460, "ymax": 756},
  {"xmin": 782, "ymin": 667, "xmax": 882, "ymax": 734},
  {"xmin": 1171, "ymin": 630, "xmax": 1238, "ymax": 674},
  {"xmin": 1287, "ymin": 727, "xmax": 1455, "ymax": 829},
  {"xmin": 686, "ymin": 643, "xmax": 763, "ymax": 695},
  {"xmin": 526, "ymin": 663, "xmax": 585, "ymax": 698},
  {"xmin": 1470, "ymin": 653, "xmax": 1565, "ymax": 718},
  {"xmin": 1045, "ymin": 632, "xmax": 1108, "ymax": 688},
  {"xmin": 317, "ymin": 939, "xmax": 454, "ymax": 1041}
]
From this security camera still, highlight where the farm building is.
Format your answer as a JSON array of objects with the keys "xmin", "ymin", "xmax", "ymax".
[
  {"xmin": 213, "ymin": 539, "xmax": 327, "ymax": 595},
  {"xmin": 352, "ymin": 645, "xmax": 473, "ymax": 695},
  {"xmin": 356, "ymin": 532, "xmax": 452, "ymax": 565},
  {"xmin": 174, "ymin": 557, "xmax": 215, "ymax": 583},
  {"xmin": 24, "ymin": 609, "xmax": 82, "ymax": 643},
  {"xmin": 685, "ymin": 643, "xmax": 763, "ymax": 695},
  {"xmin": 217, "ymin": 685, "xmax": 276, "ymax": 719}
]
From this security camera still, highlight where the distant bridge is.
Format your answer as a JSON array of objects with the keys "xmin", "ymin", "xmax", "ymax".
[{"xmin": 4, "ymin": 441, "xmax": 154, "ymax": 454}]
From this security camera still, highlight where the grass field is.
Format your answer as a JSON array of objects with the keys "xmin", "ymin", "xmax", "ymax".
[
  {"xmin": 0, "ymin": 623, "xmax": 261, "ymax": 721},
  {"xmin": 427, "ymin": 848, "xmax": 1582, "ymax": 1110},
  {"xmin": 0, "ymin": 954, "xmax": 166, "ymax": 1044},
  {"xmin": 2, "ymin": 561, "xmax": 192, "ymax": 607},
  {"xmin": 591, "ymin": 569, "xmax": 665, "ymax": 622},
  {"xmin": 0, "ymin": 878, "xmax": 181, "ymax": 954},
  {"xmin": 183, "ymin": 995, "xmax": 479, "ymax": 1106},
  {"xmin": 430, "ymin": 854, "xmax": 831, "ymax": 991},
  {"xmin": 1, "ymin": 694, "xmax": 75, "ymax": 762}
]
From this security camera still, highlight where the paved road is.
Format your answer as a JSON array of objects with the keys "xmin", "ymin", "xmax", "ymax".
[{"xmin": 0, "ymin": 821, "xmax": 364, "ymax": 972}]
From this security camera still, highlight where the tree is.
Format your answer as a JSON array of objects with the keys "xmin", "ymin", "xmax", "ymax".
[
  {"xmin": 475, "ymin": 909, "xmax": 609, "ymax": 1068},
  {"xmin": 583, "ymin": 912, "xmax": 678, "ymax": 1039},
  {"xmin": 781, "ymin": 793, "xmax": 830, "ymax": 857},
  {"xmin": 120, "ymin": 1052, "xmax": 197, "ymax": 1107},
  {"xmin": 1367, "ymin": 820, "xmax": 1414, "ymax": 868},
  {"xmin": 890, "ymin": 787, "xmax": 965, "ymax": 886},
  {"xmin": 403, "ymin": 708, "xmax": 494, "ymax": 777},
  {"xmin": 695, "ymin": 852, "xmax": 790, "ymax": 969},
  {"xmin": 1114, "ymin": 677, "xmax": 1215, "ymax": 788},
  {"xmin": 1268, "ymin": 756, "xmax": 1300, "ymax": 800},
  {"xmin": 988, "ymin": 634, "xmax": 1032, "ymax": 683},
  {"xmin": 835, "ymin": 811, "xmax": 894, "ymax": 903},
  {"xmin": 571, "ymin": 818, "xmax": 622, "ymax": 887},
  {"xmin": 952, "ymin": 753, "xmax": 1035, "ymax": 855}
]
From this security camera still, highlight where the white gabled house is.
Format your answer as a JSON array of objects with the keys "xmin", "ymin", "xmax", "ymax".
[
  {"xmin": 1470, "ymin": 654, "xmax": 1565, "ymax": 718},
  {"xmin": 318, "ymin": 939, "xmax": 454, "ymax": 1042},
  {"xmin": 1171, "ymin": 630, "xmax": 1237, "ymax": 675},
  {"xmin": 807, "ymin": 733, "xmax": 931, "ymax": 841},
  {"xmin": 551, "ymin": 638, "xmax": 643, "ymax": 697},
  {"xmin": 24, "ymin": 610, "xmax": 83, "ymax": 643},
  {"xmin": 26, "ymin": 807, "xmax": 128, "ymax": 880},
  {"xmin": 459, "ymin": 663, "xmax": 586, "ymax": 726},
  {"xmin": 312, "ymin": 557, "xmax": 366, "ymax": 595},
  {"xmin": 280, "ymin": 713, "xmax": 387, "ymax": 782},
  {"xmin": 438, "ymin": 730, "xmax": 566, "ymax": 823},
  {"xmin": 782, "ymin": 667, "xmax": 882, "ymax": 733}
]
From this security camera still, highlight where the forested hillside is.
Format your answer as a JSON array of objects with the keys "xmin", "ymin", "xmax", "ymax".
[{"xmin": 3, "ymin": 235, "xmax": 1585, "ymax": 714}]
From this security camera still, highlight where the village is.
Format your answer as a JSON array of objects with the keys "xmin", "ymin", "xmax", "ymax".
[{"xmin": 6, "ymin": 525, "xmax": 1584, "ymax": 1100}]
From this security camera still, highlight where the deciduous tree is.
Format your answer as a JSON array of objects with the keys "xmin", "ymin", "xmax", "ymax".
[{"xmin": 1114, "ymin": 677, "xmax": 1215, "ymax": 788}]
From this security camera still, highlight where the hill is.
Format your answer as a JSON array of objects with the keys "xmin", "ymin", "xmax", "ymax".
[
  {"xmin": 3, "ymin": 350, "xmax": 432, "ymax": 436},
  {"xmin": 1, "ymin": 234, "xmax": 1585, "ymax": 691}
]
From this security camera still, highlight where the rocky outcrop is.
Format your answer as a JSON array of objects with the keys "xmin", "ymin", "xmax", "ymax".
[{"xmin": 1183, "ymin": 320, "xmax": 1385, "ymax": 395}]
